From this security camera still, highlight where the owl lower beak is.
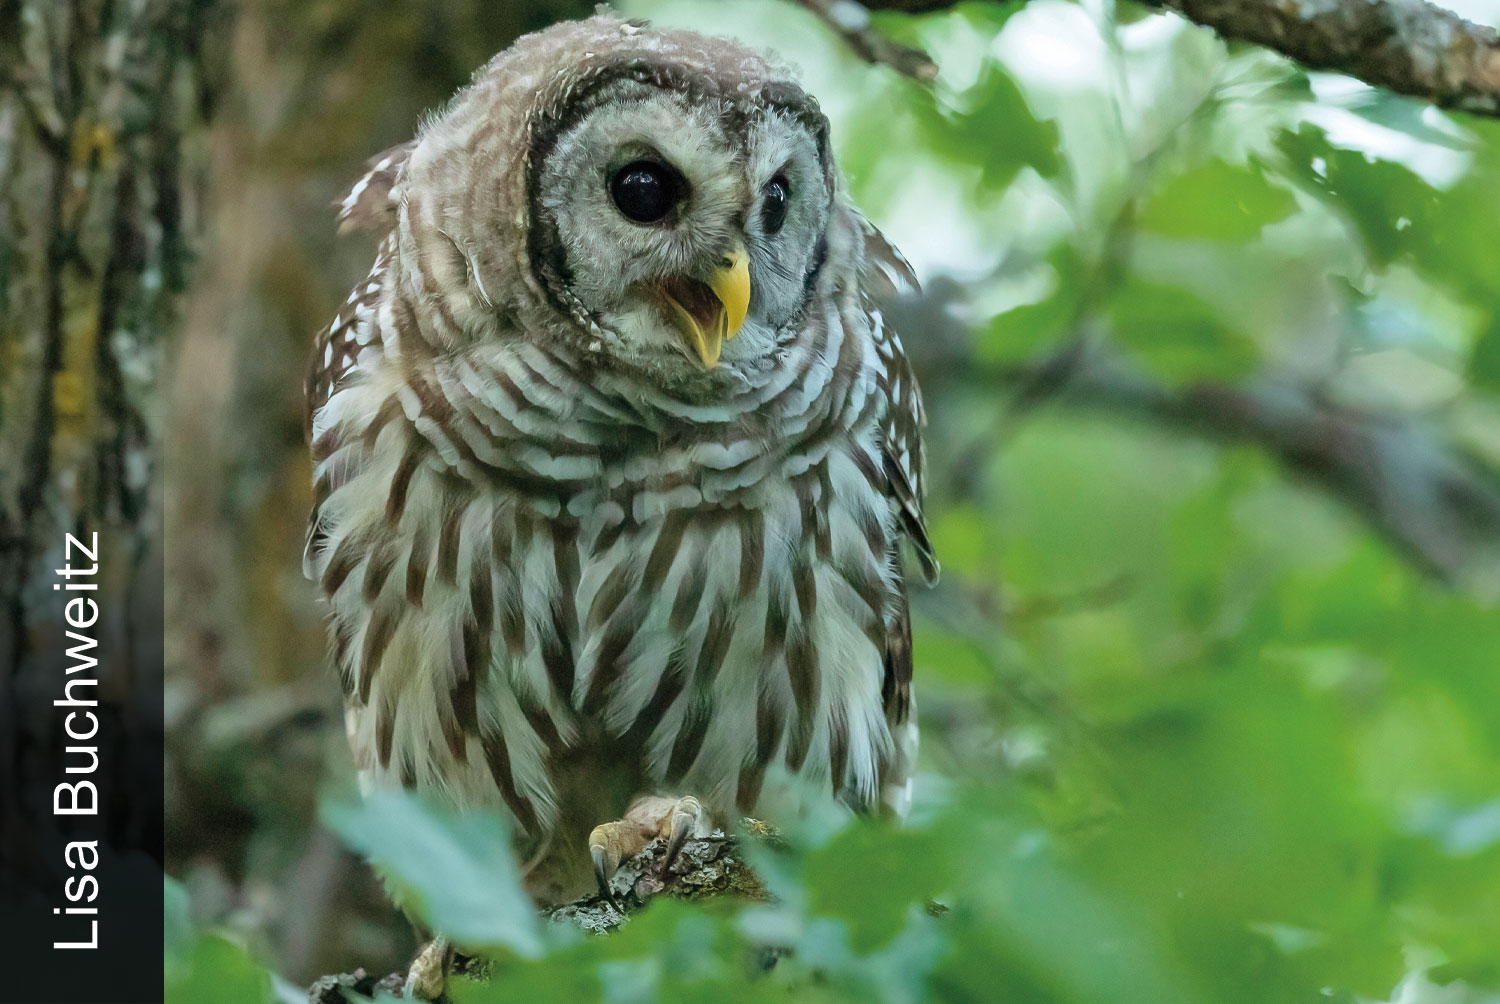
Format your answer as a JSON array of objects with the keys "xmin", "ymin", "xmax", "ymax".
[{"xmin": 657, "ymin": 243, "xmax": 751, "ymax": 368}]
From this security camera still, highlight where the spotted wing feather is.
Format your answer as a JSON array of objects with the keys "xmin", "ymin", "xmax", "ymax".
[
  {"xmin": 336, "ymin": 142, "xmax": 415, "ymax": 235},
  {"xmin": 859, "ymin": 215, "xmax": 921, "ymax": 300}
]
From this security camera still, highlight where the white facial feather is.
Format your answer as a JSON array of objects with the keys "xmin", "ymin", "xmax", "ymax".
[{"xmin": 533, "ymin": 82, "xmax": 834, "ymax": 391}]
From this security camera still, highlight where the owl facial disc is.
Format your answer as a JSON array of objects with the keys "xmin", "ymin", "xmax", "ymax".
[{"xmin": 653, "ymin": 244, "xmax": 750, "ymax": 368}]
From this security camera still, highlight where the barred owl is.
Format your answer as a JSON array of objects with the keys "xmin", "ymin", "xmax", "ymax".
[{"xmin": 304, "ymin": 12, "xmax": 936, "ymax": 985}]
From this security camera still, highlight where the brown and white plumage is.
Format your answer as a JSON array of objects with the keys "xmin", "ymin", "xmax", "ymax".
[{"xmin": 304, "ymin": 13, "xmax": 935, "ymax": 905}]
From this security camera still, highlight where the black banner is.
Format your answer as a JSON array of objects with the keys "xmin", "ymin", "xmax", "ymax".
[{"xmin": 0, "ymin": 531, "xmax": 164, "ymax": 1003}]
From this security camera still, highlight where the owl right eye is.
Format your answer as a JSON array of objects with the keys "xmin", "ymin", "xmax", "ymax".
[{"xmin": 609, "ymin": 161, "xmax": 681, "ymax": 224}]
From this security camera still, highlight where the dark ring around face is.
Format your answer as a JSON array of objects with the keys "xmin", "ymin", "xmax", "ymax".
[{"xmin": 523, "ymin": 52, "xmax": 834, "ymax": 321}]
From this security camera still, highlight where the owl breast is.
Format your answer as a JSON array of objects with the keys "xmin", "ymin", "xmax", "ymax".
[{"xmin": 307, "ymin": 281, "xmax": 920, "ymax": 897}]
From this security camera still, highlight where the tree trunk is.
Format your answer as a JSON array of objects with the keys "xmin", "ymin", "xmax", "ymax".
[{"xmin": 0, "ymin": 1, "xmax": 221, "ymax": 998}]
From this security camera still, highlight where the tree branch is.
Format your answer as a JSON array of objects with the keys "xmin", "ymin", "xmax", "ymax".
[
  {"xmin": 307, "ymin": 829, "xmax": 771, "ymax": 1002},
  {"xmin": 791, "ymin": 0, "xmax": 938, "ymax": 80},
  {"xmin": 934, "ymin": 338, "xmax": 1500, "ymax": 588},
  {"xmin": 882, "ymin": 277, "xmax": 1500, "ymax": 589},
  {"xmin": 541, "ymin": 825, "xmax": 769, "ymax": 935},
  {"xmin": 1140, "ymin": 0, "xmax": 1500, "ymax": 118},
  {"xmin": 1061, "ymin": 356, "xmax": 1500, "ymax": 584},
  {"xmin": 832, "ymin": 0, "xmax": 1500, "ymax": 118}
]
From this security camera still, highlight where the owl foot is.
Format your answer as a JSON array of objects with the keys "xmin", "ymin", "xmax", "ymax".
[
  {"xmin": 402, "ymin": 935, "xmax": 452, "ymax": 1001},
  {"xmin": 588, "ymin": 794, "xmax": 706, "ymax": 908}
]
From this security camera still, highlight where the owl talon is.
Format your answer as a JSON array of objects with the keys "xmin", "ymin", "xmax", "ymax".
[
  {"xmin": 587, "ymin": 794, "xmax": 710, "ymax": 903},
  {"xmin": 589, "ymin": 834, "xmax": 623, "ymax": 911},
  {"xmin": 662, "ymin": 795, "xmax": 702, "ymax": 874},
  {"xmin": 402, "ymin": 936, "xmax": 452, "ymax": 1001}
]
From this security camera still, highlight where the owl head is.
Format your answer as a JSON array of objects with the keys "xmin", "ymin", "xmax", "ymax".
[{"xmin": 381, "ymin": 14, "xmax": 863, "ymax": 396}]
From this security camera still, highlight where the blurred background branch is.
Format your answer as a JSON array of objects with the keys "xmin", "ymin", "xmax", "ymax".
[
  {"xmin": 944, "ymin": 334, "xmax": 1500, "ymax": 584},
  {"xmin": 791, "ymin": 0, "xmax": 939, "ymax": 79}
]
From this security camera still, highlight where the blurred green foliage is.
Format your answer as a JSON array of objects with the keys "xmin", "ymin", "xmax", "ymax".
[
  {"xmin": 167, "ymin": 0, "xmax": 1500, "ymax": 1001},
  {"xmin": 168, "ymin": 876, "xmax": 277, "ymax": 1004},
  {"xmin": 322, "ymin": 793, "xmax": 545, "ymax": 958}
]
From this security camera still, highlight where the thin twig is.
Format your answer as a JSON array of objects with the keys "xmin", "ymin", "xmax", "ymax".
[{"xmin": 794, "ymin": 0, "xmax": 938, "ymax": 81}]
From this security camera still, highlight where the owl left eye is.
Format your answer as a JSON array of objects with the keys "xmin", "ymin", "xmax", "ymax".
[
  {"xmin": 610, "ymin": 160, "xmax": 682, "ymax": 224},
  {"xmin": 761, "ymin": 175, "xmax": 789, "ymax": 234}
]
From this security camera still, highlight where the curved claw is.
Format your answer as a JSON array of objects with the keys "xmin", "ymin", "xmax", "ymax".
[
  {"xmin": 662, "ymin": 795, "xmax": 703, "ymax": 874},
  {"xmin": 403, "ymin": 936, "xmax": 452, "ymax": 1001},
  {"xmin": 589, "ymin": 825, "xmax": 623, "ymax": 912},
  {"xmin": 587, "ymin": 794, "xmax": 710, "ymax": 908}
]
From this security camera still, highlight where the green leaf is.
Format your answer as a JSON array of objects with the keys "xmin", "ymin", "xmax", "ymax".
[
  {"xmin": 930, "ymin": 798, "xmax": 1206, "ymax": 1004},
  {"xmin": 163, "ymin": 874, "xmax": 194, "ymax": 964},
  {"xmin": 964, "ymin": 66, "xmax": 1061, "ymax": 187},
  {"xmin": 1279, "ymin": 126, "xmax": 1500, "ymax": 303},
  {"xmin": 1107, "ymin": 276, "xmax": 1258, "ymax": 380},
  {"xmin": 803, "ymin": 821, "xmax": 958, "ymax": 953},
  {"xmin": 164, "ymin": 934, "xmax": 274, "ymax": 1004},
  {"xmin": 871, "ymin": 2, "xmax": 1056, "ymax": 188},
  {"xmin": 910, "ymin": 61, "xmax": 1060, "ymax": 189},
  {"xmin": 1138, "ymin": 158, "xmax": 1296, "ymax": 241},
  {"xmin": 981, "ymin": 283, "xmax": 1078, "ymax": 362},
  {"xmin": 321, "ymin": 790, "xmax": 544, "ymax": 956},
  {"xmin": 978, "ymin": 245, "xmax": 1083, "ymax": 363},
  {"xmin": 873, "ymin": 0, "xmax": 1023, "ymax": 48},
  {"xmin": 1337, "ymin": 90, "xmax": 1473, "ymax": 155},
  {"xmin": 1471, "ymin": 313, "xmax": 1500, "ymax": 395},
  {"xmin": 1279, "ymin": 128, "xmax": 1439, "ymax": 266}
]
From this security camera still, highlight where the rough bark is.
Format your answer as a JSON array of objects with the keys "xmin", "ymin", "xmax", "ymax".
[
  {"xmin": 542, "ymin": 823, "xmax": 772, "ymax": 935},
  {"xmin": 157, "ymin": 0, "xmax": 601, "ymax": 984},
  {"xmin": 0, "ymin": 0, "xmax": 204, "ymax": 659},
  {"xmin": 1143, "ymin": 0, "xmax": 1500, "ymax": 118},
  {"xmin": 0, "ymin": 0, "xmax": 222, "ymax": 906}
]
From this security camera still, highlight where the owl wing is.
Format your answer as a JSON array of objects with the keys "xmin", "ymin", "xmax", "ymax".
[
  {"xmin": 859, "ymin": 215, "xmax": 921, "ymax": 300},
  {"xmin": 337, "ymin": 141, "xmax": 415, "ymax": 235},
  {"xmin": 303, "ymin": 156, "xmax": 411, "ymax": 701},
  {"xmin": 863, "ymin": 223, "xmax": 938, "ymax": 731},
  {"xmin": 857, "ymin": 214, "xmax": 934, "ymax": 573},
  {"xmin": 305, "ymin": 145, "xmax": 414, "ymax": 431},
  {"xmin": 304, "ymin": 239, "xmax": 392, "ymax": 437},
  {"xmin": 306, "ymin": 161, "xmax": 571, "ymax": 830},
  {"xmin": 862, "ymin": 216, "xmax": 936, "ymax": 586}
]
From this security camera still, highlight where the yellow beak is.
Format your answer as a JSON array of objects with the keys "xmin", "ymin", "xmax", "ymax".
[{"xmin": 659, "ymin": 243, "xmax": 751, "ymax": 368}]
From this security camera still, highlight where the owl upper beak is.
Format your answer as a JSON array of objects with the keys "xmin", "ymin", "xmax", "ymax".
[{"xmin": 657, "ymin": 243, "xmax": 750, "ymax": 368}]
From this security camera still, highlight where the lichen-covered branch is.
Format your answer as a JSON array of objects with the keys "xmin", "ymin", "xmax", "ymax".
[
  {"xmin": 1142, "ymin": 0, "xmax": 1500, "ymax": 117},
  {"xmin": 543, "ymin": 826, "xmax": 769, "ymax": 935},
  {"xmin": 835, "ymin": 0, "xmax": 1500, "ymax": 117},
  {"xmin": 308, "ymin": 831, "xmax": 769, "ymax": 1002}
]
